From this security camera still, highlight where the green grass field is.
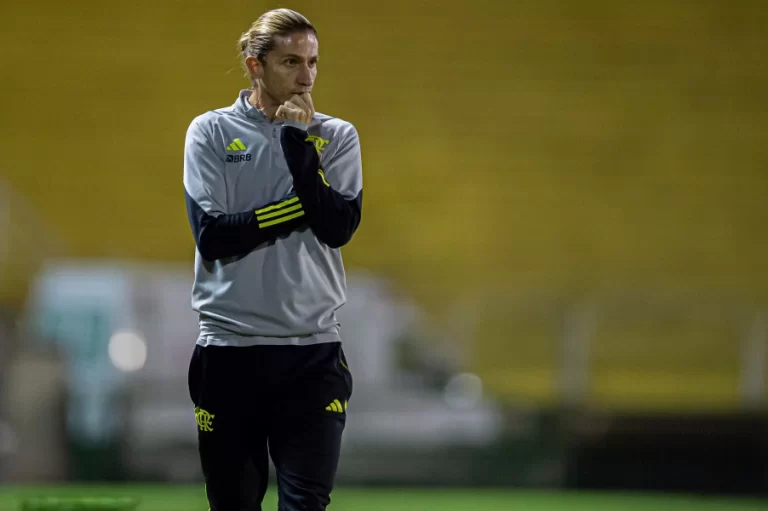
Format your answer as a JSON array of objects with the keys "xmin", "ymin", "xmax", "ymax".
[{"xmin": 0, "ymin": 486, "xmax": 765, "ymax": 511}]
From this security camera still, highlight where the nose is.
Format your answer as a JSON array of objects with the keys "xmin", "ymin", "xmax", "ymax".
[{"xmin": 298, "ymin": 64, "xmax": 313, "ymax": 86}]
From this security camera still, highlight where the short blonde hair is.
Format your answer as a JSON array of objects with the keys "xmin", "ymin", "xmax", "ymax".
[{"xmin": 238, "ymin": 9, "xmax": 316, "ymax": 83}]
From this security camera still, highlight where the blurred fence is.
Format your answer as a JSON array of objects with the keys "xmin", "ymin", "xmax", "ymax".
[
  {"xmin": 454, "ymin": 290, "xmax": 768, "ymax": 412},
  {"xmin": 0, "ymin": 262, "xmax": 766, "ymax": 493}
]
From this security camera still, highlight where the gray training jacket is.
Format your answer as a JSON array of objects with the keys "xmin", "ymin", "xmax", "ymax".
[{"xmin": 183, "ymin": 90, "xmax": 363, "ymax": 347}]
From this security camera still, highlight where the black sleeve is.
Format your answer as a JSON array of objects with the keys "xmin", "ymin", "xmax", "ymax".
[
  {"xmin": 280, "ymin": 126, "xmax": 363, "ymax": 249},
  {"xmin": 185, "ymin": 191, "xmax": 307, "ymax": 261}
]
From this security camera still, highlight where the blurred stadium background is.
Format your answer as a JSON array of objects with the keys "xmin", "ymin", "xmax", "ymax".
[{"xmin": 1, "ymin": 0, "xmax": 767, "ymax": 509}]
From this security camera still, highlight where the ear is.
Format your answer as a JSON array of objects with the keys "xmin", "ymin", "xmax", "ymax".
[{"xmin": 244, "ymin": 56, "xmax": 264, "ymax": 80}]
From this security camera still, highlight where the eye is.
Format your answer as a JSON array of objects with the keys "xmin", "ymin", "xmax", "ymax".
[{"xmin": 285, "ymin": 58, "xmax": 297, "ymax": 66}]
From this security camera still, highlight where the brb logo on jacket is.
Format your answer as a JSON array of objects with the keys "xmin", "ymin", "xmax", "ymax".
[{"xmin": 225, "ymin": 138, "xmax": 251, "ymax": 163}]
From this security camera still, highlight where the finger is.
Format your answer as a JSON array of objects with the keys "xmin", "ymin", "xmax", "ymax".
[
  {"xmin": 288, "ymin": 96, "xmax": 313, "ymax": 124},
  {"xmin": 290, "ymin": 94, "xmax": 310, "ymax": 112},
  {"xmin": 292, "ymin": 96, "xmax": 314, "ymax": 121},
  {"xmin": 275, "ymin": 105, "xmax": 289, "ymax": 118},
  {"xmin": 301, "ymin": 92, "xmax": 314, "ymax": 113}
]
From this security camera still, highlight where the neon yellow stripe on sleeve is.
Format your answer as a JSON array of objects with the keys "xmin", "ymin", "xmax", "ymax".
[
  {"xmin": 258, "ymin": 210, "xmax": 305, "ymax": 228},
  {"xmin": 254, "ymin": 196, "xmax": 300, "ymax": 215},
  {"xmin": 256, "ymin": 203, "xmax": 303, "ymax": 221}
]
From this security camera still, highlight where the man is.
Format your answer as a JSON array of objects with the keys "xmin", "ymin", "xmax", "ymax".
[{"xmin": 183, "ymin": 8, "xmax": 362, "ymax": 511}]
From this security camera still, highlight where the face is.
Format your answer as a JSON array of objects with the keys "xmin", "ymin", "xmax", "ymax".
[{"xmin": 247, "ymin": 30, "xmax": 318, "ymax": 105}]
